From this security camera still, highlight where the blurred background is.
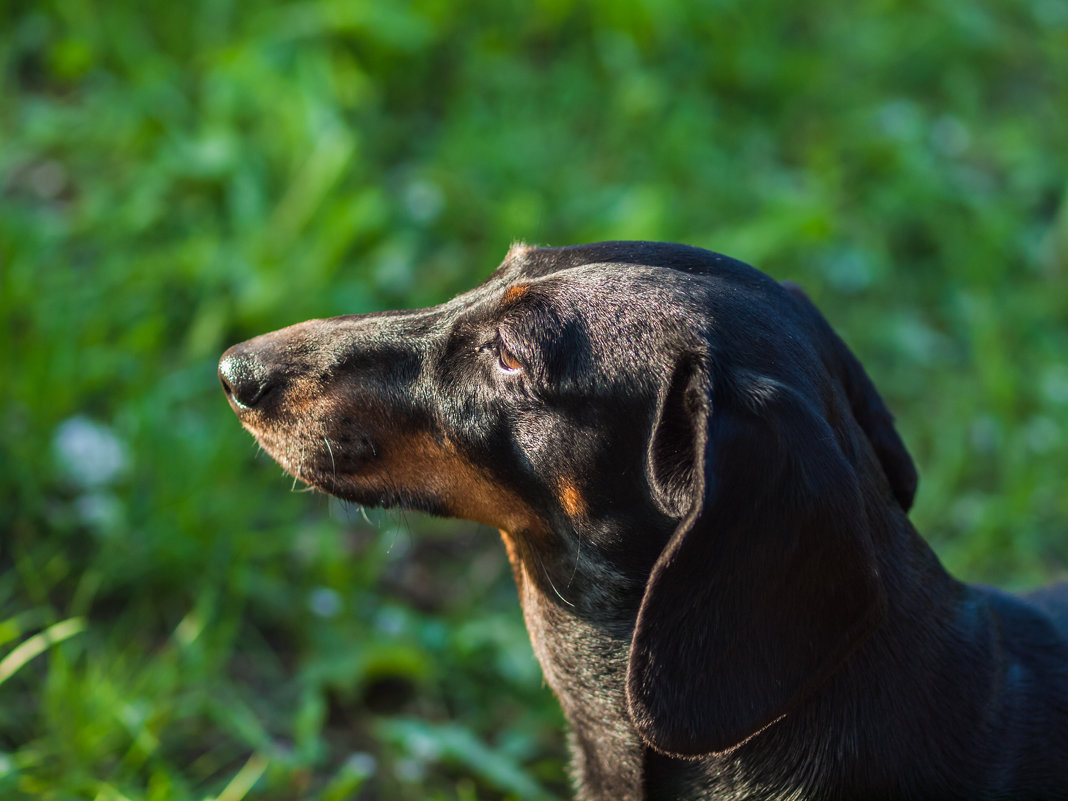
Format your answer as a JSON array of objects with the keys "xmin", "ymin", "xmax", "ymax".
[{"xmin": 2, "ymin": 1, "xmax": 1067, "ymax": 798}]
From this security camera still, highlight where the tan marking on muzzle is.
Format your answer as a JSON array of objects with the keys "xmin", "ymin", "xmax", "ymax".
[{"xmin": 367, "ymin": 431, "xmax": 545, "ymax": 535}]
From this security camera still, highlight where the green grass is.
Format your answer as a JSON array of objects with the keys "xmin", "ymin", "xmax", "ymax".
[{"xmin": 2, "ymin": 0, "xmax": 1067, "ymax": 798}]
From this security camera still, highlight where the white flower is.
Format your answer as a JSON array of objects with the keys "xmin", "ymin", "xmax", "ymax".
[{"xmin": 53, "ymin": 416, "xmax": 128, "ymax": 488}]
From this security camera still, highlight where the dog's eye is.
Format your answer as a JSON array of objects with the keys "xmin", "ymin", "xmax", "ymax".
[{"xmin": 497, "ymin": 342, "xmax": 523, "ymax": 373}]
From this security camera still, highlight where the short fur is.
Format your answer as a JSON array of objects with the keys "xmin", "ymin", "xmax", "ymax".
[{"xmin": 220, "ymin": 241, "xmax": 1068, "ymax": 800}]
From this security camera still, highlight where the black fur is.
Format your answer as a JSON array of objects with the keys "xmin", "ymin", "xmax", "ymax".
[{"xmin": 221, "ymin": 242, "xmax": 1068, "ymax": 800}]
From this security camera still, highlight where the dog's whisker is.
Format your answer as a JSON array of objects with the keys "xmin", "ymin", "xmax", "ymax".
[
  {"xmin": 323, "ymin": 437, "xmax": 336, "ymax": 476},
  {"xmin": 358, "ymin": 504, "xmax": 375, "ymax": 527},
  {"xmin": 533, "ymin": 548, "xmax": 574, "ymax": 608},
  {"xmin": 566, "ymin": 536, "xmax": 581, "ymax": 591},
  {"xmin": 291, "ymin": 439, "xmax": 306, "ymax": 492}
]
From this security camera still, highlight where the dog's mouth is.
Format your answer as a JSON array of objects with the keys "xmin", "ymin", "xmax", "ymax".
[
  {"xmin": 235, "ymin": 405, "xmax": 545, "ymax": 533},
  {"xmin": 235, "ymin": 408, "xmax": 386, "ymax": 498},
  {"xmin": 218, "ymin": 348, "xmax": 402, "ymax": 502}
]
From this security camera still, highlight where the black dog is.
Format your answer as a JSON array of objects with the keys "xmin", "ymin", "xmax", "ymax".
[{"xmin": 220, "ymin": 241, "xmax": 1068, "ymax": 800}]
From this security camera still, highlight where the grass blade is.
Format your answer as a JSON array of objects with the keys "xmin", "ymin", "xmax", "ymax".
[
  {"xmin": 212, "ymin": 753, "xmax": 269, "ymax": 801},
  {"xmin": 0, "ymin": 618, "xmax": 88, "ymax": 687}
]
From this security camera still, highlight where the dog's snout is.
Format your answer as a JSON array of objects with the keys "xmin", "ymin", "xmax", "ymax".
[{"xmin": 219, "ymin": 347, "xmax": 274, "ymax": 410}]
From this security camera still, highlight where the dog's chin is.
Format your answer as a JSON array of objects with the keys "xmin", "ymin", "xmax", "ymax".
[
  {"xmin": 247, "ymin": 423, "xmax": 473, "ymax": 522},
  {"xmin": 304, "ymin": 472, "xmax": 384, "ymax": 506},
  {"xmin": 287, "ymin": 464, "xmax": 451, "ymax": 519},
  {"xmin": 247, "ymin": 425, "xmax": 374, "ymax": 481}
]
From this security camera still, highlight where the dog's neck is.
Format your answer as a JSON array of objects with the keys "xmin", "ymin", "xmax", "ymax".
[
  {"xmin": 502, "ymin": 524, "xmax": 653, "ymax": 801},
  {"xmin": 506, "ymin": 503, "xmax": 999, "ymax": 801}
]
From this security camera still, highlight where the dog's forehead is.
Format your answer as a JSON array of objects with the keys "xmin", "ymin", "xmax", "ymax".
[
  {"xmin": 501, "ymin": 240, "xmax": 745, "ymax": 279},
  {"xmin": 488, "ymin": 261, "xmax": 708, "ymax": 359},
  {"xmin": 488, "ymin": 244, "xmax": 786, "ymax": 339},
  {"xmin": 500, "ymin": 241, "xmax": 775, "ymax": 303},
  {"xmin": 522, "ymin": 261, "xmax": 700, "ymax": 306},
  {"xmin": 489, "ymin": 244, "xmax": 832, "ymax": 390}
]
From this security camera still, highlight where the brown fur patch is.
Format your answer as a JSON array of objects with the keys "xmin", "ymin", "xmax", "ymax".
[
  {"xmin": 364, "ymin": 430, "xmax": 545, "ymax": 535},
  {"xmin": 502, "ymin": 284, "xmax": 530, "ymax": 305},
  {"xmin": 499, "ymin": 529, "xmax": 526, "ymax": 589},
  {"xmin": 557, "ymin": 478, "xmax": 587, "ymax": 518}
]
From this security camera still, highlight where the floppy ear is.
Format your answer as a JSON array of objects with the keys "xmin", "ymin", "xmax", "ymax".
[
  {"xmin": 646, "ymin": 354, "xmax": 706, "ymax": 518},
  {"xmin": 628, "ymin": 358, "xmax": 887, "ymax": 757},
  {"xmin": 782, "ymin": 282, "xmax": 917, "ymax": 510}
]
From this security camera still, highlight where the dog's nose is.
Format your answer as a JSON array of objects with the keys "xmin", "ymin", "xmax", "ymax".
[{"xmin": 218, "ymin": 347, "xmax": 273, "ymax": 409}]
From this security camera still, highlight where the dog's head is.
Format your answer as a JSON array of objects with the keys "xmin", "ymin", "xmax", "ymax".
[{"xmin": 221, "ymin": 241, "xmax": 916, "ymax": 757}]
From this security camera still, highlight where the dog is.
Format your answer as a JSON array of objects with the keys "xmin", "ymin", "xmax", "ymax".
[{"xmin": 220, "ymin": 241, "xmax": 1068, "ymax": 800}]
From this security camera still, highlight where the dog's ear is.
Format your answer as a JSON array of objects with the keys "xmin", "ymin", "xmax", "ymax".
[
  {"xmin": 782, "ymin": 282, "xmax": 917, "ymax": 511},
  {"xmin": 629, "ymin": 357, "xmax": 887, "ymax": 757},
  {"xmin": 646, "ymin": 354, "xmax": 707, "ymax": 518}
]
